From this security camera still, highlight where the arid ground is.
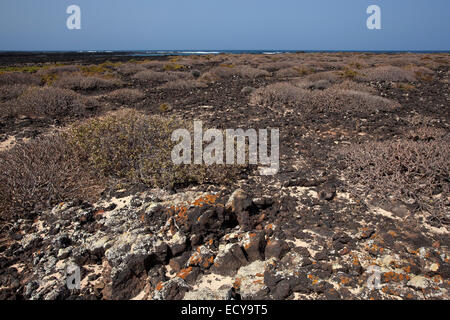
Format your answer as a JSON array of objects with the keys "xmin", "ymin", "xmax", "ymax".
[{"xmin": 0, "ymin": 52, "xmax": 448, "ymax": 300}]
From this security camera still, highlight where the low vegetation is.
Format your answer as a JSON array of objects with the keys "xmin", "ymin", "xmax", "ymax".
[
  {"xmin": 9, "ymin": 86, "xmax": 97, "ymax": 117},
  {"xmin": 338, "ymin": 135, "xmax": 449, "ymax": 219}
]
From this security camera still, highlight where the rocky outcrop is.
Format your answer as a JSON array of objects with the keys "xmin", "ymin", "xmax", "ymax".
[{"xmin": 0, "ymin": 184, "xmax": 448, "ymax": 300}]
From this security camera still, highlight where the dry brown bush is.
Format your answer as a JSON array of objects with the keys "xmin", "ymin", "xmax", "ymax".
[
  {"xmin": 306, "ymin": 71, "xmax": 341, "ymax": 83},
  {"xmin": 0, "ymin": 134, "xmax": 102, "ymax": 219},
  {"xmin": 209, "ymin": 66, "xmax": 239, "ymax": 79},
  {"xmin": 239, "ymin": 66, "xmax": 270, "ymax": 79},
  {"xmin": 104, "ymin": 88, "xmax": 145, "ymax": 104},
  {"xmin": 408, "ymin": 66, "xmax": 435, "ymax": 82},
  {"xmin": 116, "ymin": 63, "xmax": 147, "ymax": 76},
  {"xmin": 141, "ymin": 60, "xmax": 166, "ymax": 70},
  {"xmin": 158, "ymin": 79, "xmax": 208, "ymax": 90},
  {"xmin": 37, "ymin": 65, "xmax": 79, "ymax": 76},
  {"xmin": 198, "ymin": 71, "xmax": 220, "ymax": 83},
  {"xmin": 258, "ymin": 61, "xmax": 295, "ymax": 72},
  {"xmin": 0, "ymin": 84, "xmax": 29, "ymax": 101},
  {"xmin": 329, "ymin": 80, "xmax": 377, "ymax": 93},
  {"xmin": 357, "ymin": 66, "xmax": 416, "ymax": 82},
  {"xmin": 405, "ymin": 126, "xmax": 449, "ymax": 142},
  {"xmin": 0, "ymin": 72, "xmax": 41, "ymax": 86},
  {"xmin": 338, "ymin": 138, "xmax": 449, "ymax": 220},
  {"xmin": 12, "ymin": 86, "xmax": 96, "ymax": 117},
  {"xmin": 249, "ymin": 82, "xmax": 312, "ymax": 109},
  {"xmin": 132, "ymin": 70, "xmax": 190, "ymax": 82},
  {"xmin": 54, "ymin": 74, "xmax": 123, "ymax": 90},
  {"xmin": 250, "ymin": 82, "xmax": 399, "ymax": 115},
  {"xmin": 317, "ymin": 89, "xmax": 400, "ymax": 113},
  {"xmin": 275, "ymin": 68, "xmax": 303, "ymax": 78}
]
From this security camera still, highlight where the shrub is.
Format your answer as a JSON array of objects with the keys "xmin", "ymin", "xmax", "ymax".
[
  {"xmin": 308, "ymin": 79, "xmax": 332, "ymax": 90},
  {"xmin": 54, "ymin": 74, "xmax": 123, "ymax": 90},
  {"xmin": 0, "ymin": 84, "xmax": 29, "ymax": 101},
  {"xmin": 357, "ymin": 66, "xmax": 416, "ymax": 82},
  {"xmin": 198, "ymin": 71, "xmax": 220, "ymax": 83},
  {"xmin": 141, "ymin": 60, "xmax": 166, "ymax": 71},
  {"xmin": 104, "ymin": 88, "xmax": 145, "ymax": 104},
  {"xmin": 249, "ymin": 82, "xmax": 311, "ymax": 109},
  {"xmin": 306, "ymin": 71, "xmax": 341, "ymax": 83},
  {"xmin": 12, "ymin": 86, "xmax": 96, "ymax": 117},
  {"xmin": 316, "ymin": 89, "xmax": 400, "ymax": 114},
  {"xmin": 37, "ymin": 65, "xmax": 79, "ymax": 76},
  {"xmin": 250, "ymin": 83, "xmax": 399, "ymax": 114},
  {"xmin": 132, "ymin": 70, "xmax": 189, "ymax": 82},
  {"xmin": 330, "ymin": 80, "xmax": 377, "ymax": 93},
  {"xmin": 158, "ymin": 79, "xmax": 207, "ymax": 90},
  {"xmin": 239, "ymin": 66, "xmax": 270, "ymax": 79},
  {"xmin": 116, "ymin": 63, "xmax": 146, "ymax": 76},
  {"xmin": 258, "ymin": 61, "xmax": 294, "ymax": 72},
  {"xmin": 405, "ymin": 126, "xmax": 449, "ymax": 142},
  {"xmin": 0, "ymin": 134, "xmax": 102, "ymax": 219},
  {"xmin": 80, "ymin": 62, "xmax": 121, "ymax": 76},
  {"xmin": 163, "ymin": 63, "xmax": 185, "ymax": 71},
  {"xmin": 410, "ymin": 66, "xmax": 434, "ymax": 82},
  {"xmin": 338, "ymin": 138, "xmax": 449, "ymax": 218},
  {"xmin": 209, "ymin": 67, "xmax": 239, "ymax": 79},
  {"xmin": 393, "ymin": 82, "xmax": 416, "ymax": 91},
  {"xmin": 275, "ymin": 68, "xmax": 302, "ymax": 78},
  {"xmin": 65, "ymin": 109, "xmax": 243, "ymax": 188},
  {"xmin": 0, "ymin": 72, "xmax": 41, "ymax": 86},
  {"xmin": 158, "ymin": 103, "xmax": 172, "ymax": 112},
  {"xmin": 339, "ymin": 68, "xmax": 359, "ymax": 79},
  {"xmin": 241, "ymin": 86, "xmax": 255, "ymax": 95}
]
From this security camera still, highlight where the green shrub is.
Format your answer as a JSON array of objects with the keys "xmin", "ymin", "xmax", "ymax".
[{"xmin": 65, "ymin": 109, "xmax": 243, "ymax": 188}]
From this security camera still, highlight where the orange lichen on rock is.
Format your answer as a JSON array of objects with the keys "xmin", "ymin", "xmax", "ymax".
[
  {"xmin": 165, "ymin": 194, "xmax": 219, "ymax": 224},
  {"xmin": 176, "ymin": 267, "xmax": 193, "ymax": 280},
  {"xmin": 383, "ymin": 271, "xmax": 409, "ymax": 283},
  {"xmin": 155, "ymin": 282, "xmax": 164, "ymax": 291},
  {"xmin": 307, "ymin": 274, "xmax": 319, "ymax": 285},
  {"xmin": 340, "ymin": 276, "xmax": 351, "ymax": 285},
  {"xmin": 387, "ymin": 230, "xmax": 398, "ymax": 237},
  {"xmin": 233, "ymin": 278, "xmax": 241, "ymax": 289}
]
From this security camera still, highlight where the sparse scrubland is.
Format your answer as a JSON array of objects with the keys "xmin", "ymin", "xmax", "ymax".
[{"xmin": 0, "ymin": 52, "xmax": 448, "ymax": 300}]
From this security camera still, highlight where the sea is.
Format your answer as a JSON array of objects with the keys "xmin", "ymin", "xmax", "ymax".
[{"xmin": 91, "ymin": 50, "xmax": 450, "ymax": 56}]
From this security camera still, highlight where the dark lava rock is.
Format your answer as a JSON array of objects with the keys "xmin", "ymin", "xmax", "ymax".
[
  {"xmin": 242, "ymin": 232, "xmax": 266, "ymax": 262},
  {"xmin": 272, "ymin": 279, "xmax": 291, "ymax": 300},
  {"xmin": 265, "ymin": 239, "xmax": 290, "ymax": 260},
  {"xmin": 211, "ymin": 244, "xmax": 248, "ymax": 276}
]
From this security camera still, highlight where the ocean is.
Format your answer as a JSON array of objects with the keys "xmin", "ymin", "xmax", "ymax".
[{"xmin": 95, "ymin": 50, "xmax": 450, "ymax": 56}]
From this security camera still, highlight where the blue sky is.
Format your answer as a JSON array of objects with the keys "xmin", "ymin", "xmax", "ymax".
[{"xmin": 0, "ymin": 0, "xmax": 449, "ymax": 51}]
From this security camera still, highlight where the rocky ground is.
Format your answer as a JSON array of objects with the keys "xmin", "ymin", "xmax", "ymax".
[{"xmin": 0, "ymin": 52, "xmax": 448, "ymax": 300}]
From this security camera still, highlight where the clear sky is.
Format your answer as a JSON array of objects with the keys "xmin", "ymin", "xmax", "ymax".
[{"xmin": 0, "ymin": 0, "xmax": 449, "ymax": 51}]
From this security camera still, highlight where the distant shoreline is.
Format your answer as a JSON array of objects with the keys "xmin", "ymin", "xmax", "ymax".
[{"xmin": 1, "ymin": 50, "xmax": 449, "ymax": 65}]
